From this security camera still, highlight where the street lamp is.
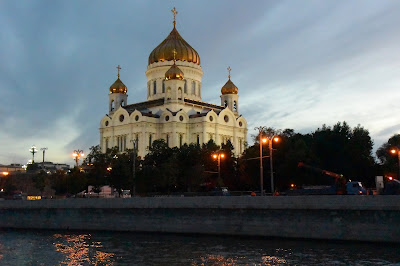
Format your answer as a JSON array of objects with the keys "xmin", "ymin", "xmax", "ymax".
[
  {"xmin": 268, "ymin": 135, "xmax": 279, "ymax": 194},
  {"xmin": 40, "ymin": 147, "xmax": 48, "ymax": 170},
  {"xmin": 212, "ymin": 152, "xmax": 225, "ymax": 185},
  {"xmin": 29, "ymin": 145, "xmax": 38, "ymax": 163},
  {"xmin": 130, "ymin": 138, "xmax": 139, "ymax": 197},
  {"xmin": 390, "ymin": 148, "xmax": 400, "ymax": 179},
  {"xmin": 72, "ymin": 150, "xmax": 84, "ymax": 167}
]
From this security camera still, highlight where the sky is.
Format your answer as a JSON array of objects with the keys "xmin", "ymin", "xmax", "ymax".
[{"xmin": 1, "ymin": 0, "xmax": 400, "ymax": 166}]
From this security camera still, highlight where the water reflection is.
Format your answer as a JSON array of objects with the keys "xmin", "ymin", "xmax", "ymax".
[
  {"xmin": 53, "ymin": 233, "xmax": 114, "ymax": 265},
  {"xmin": 0, "ymin": 230, "xmax": 399, "ymax": 265}
]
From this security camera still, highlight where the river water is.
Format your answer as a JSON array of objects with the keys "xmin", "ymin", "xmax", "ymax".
[{"xmin": 0, "ymin": 229, "xmax": 399, "ymax": 265}]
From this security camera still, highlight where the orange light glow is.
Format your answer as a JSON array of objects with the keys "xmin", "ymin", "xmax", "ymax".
[
  {"xmin": 388, "ymin": 176, "xmax": 393, "ymax": 180},
  {"xmin": 2, "ymin": 172, "xmax": 9, "ymax": 176},
  {"xmin": 391, "ymin": 149, "xmax": 397, "ymax": 154},
  {"xmin": 274, "ymin": 137, "xmax": 279, "ymax": 142},
  {"xmin": 73, "ymin": 153, "xmax": 78, "ymax": 157},
  {"xmin": 107, "ymin": 167, "xmax": 112, "ymax": 171},
  {"xmin": 262, "ymin": 138, "xmax": 267, "ymax": 143},
  {"xmin": 212, "ymin": 154, "xmax": 217, "ymax": 159},
  {"xmin": 290, "ymin": 184, "xmax": 295, "ymax": 188},
  {"xmin": 220, "ymin": 154, "xmax": 225, "ymax": 158}
]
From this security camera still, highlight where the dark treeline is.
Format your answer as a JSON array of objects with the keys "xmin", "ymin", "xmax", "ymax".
[{"xmin": 3, "ymin": 122, "xmax": 400, "ymax": 196}]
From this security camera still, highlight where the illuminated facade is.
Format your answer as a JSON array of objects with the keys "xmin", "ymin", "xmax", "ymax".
[{"xmin": 99, "ymin": 9, "xmax": 247, "ymax": 158}]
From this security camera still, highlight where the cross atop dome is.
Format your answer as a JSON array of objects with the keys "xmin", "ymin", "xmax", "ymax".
[
  {"xmin": 116, "ymin": 65, "xmax": 121, "ymax": 78},
  {"xmin": 227, "ymin": 66, "xmax": 231, "ymax": 79},
  {"xmin": 171, "ymin": 7, "xmax": 178, "ymax": 27}
]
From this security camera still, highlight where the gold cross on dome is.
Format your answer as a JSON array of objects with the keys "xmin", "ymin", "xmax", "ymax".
[
  {"xmin": 172, "ymin": 49, "xmax": 177, "ymax": 61},
  {"xmin": 171, "ymin": 7, "xmax": 178, "ymax": 26},
  {"xmin": 116, "ymin": 65, "xmax": 121, "ymax": 78},
  {"xmin": 227, "ymin": 66, "xmax": 231, "ymax": 79}
]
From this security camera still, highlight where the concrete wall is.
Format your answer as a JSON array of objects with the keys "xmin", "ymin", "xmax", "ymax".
[{"xmin": 1, "ymin": 196, "xmax": 400, "ymax": 243}]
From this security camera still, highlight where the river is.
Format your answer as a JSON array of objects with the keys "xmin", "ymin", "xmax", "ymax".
[{"xmin": 0, "ymin": 229, "xmax": 399, "ymax": 265}]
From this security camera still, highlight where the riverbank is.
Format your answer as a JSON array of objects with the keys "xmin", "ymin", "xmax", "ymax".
[{"xmin": 1, "ymin": 196, "xmax": 399, "ymax": 243}]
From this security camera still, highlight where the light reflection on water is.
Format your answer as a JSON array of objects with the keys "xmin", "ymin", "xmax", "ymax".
[{"xmin": 0, "ymin": 230, "xmax": 399, "ymax": 265}]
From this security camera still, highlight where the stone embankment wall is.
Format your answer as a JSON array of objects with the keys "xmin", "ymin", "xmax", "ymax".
[{"xmin": 1, "ymin": 196, "xmax": 399, "ymax": 242}]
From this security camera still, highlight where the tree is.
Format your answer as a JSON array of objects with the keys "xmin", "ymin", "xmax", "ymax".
[{"xmin": 377, "ymin": 134, "xmax": 400, "ymax": 179}]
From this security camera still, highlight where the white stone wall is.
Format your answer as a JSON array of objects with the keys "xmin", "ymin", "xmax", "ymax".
[{"xmin": 100, "ymin": 102, "xmax": 247, "ymax": 158}]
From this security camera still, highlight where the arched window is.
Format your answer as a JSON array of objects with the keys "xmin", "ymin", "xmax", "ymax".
[
  {"xmin": 233, "ymin": 101, "xmax": 237, "ymax": 112},
  {"xmin": 166, "ymin": 134, "xmax": 169, "ymax": 146},
  {"xmin": 121, "ymin": 100, "xmax": 124, "ymax": 107},
  {"xmin": 192, "ymin": 81, "xmax": 195, "ymax": 95},
  {"xmin": 105, "ymin": 138, "xmax": 109, "ymax": 150},
  {"xmin": 224, "ymin": 100, "xmax": 228, "ymax": 108},
  {"xmin": 153, "ymin": 80, "xmax": 157, "ymax": 95},
  {"xmin": 197, "ymin": 135, "xmax": 200, "ymax": 145},
  {"xmin": 162, "ymin": 80, "xmax": 165, "ymax": 93},
  {"xmin": 184, "ymin": 80, "xmax": 187, "ymax": 93},
  {"xmin": 179, "ymin": 134, "xmax": 183, "ymax": 147},
  {"xmin": 111, "ymin": 100, "xmax": 115, "ymax": 111},
  {"xmin": 124, "ymin": 136, "xmax": 127, "ymax": 151}
]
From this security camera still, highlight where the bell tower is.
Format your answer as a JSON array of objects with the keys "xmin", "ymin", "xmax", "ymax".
[
  {"xmin": 109, "ymin": 65, "xmax": 128, "ymax": 114},
  {"xmin": 220, "ymin": 66, "xmax": 239, "ymax": 115}
]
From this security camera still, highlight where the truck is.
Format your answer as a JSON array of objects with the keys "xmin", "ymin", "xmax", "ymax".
[{"xmin": 288, "ymin": 162, "xmax": 366, "ymax": 195}]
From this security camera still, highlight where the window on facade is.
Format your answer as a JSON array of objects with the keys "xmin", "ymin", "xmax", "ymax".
[
  {"xmin": 197, "ymin": 135, "xmax": 200, "ymax": 145},
  {"xmin": 153, "ymin": 80, "xmax": 157, "ymax": 95},
  {"xmin": 121, "ymin": 100, "xmax": 124, "ymax": 107},
  {"xmin": 111, "ymin": 100, "xmax": 115, "ymax": 111},
  {"xmin": 166, "ymin": 134, "xmax": 169, "ymax": 146},
  {"xmin": 147, "ymin": 83, "xmax": 150, "ymax": 97},
  {"xmin": 184, "ymin": 80, "xmax": 187, "ymax": 93},
  {"xmin": 149, "ymin": 134, "xmax": 152, "ymax": 148},
  {"xmin": 179, "ymin": 134, "xmax": 183, "ymax": 148},
  {"xmin": 162, "ymin": 80, "xmax": 165, "ymax": 93},
  {"xmin": 233, "ymin": 101, "xmax": 237, "ymax": 112},
  {"xmin": 239, "ymin": 139, "xmax": 242, "ymax": 154},
  {"xmin": 105, "ymin": 138, "xmax": 109, "ymax": 150},
  {"xmin": 136, "ymin": 135, "xmax": 139, "ymax": 153},
  {"xmin": 192, "ymin": 81, "xmax": 195, "ymax": 95},
  {"xmin": 224, "ymin": 100, "xmax": 228, "ymax": 108}
]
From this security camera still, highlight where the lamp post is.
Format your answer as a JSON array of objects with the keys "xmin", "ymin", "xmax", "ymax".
[
  {"xmin": 255, "ymin": 127, "xmax": 268, "ymax": 196},
  {"xmin": 29, "ymin": 145, "xmax": 38, "ymax": 163},
  {"xmin": 390, "ymin": 148, "xmax": 400, "ymax": 179},
  {"xmin": 130, "ymin": 138, "xmax": 138, "ymax": 197},
  {"xmin": 40, "ymin": 147, "xmax": 48, "ymax": 170},
  {"xmin": 268, "ymin": 135, "xmax": 279, "ymax": 194},
  {"xmin": 72, "ymin": 150, "xmax": 84, "ymax": 167},
  {"xmin": 212, "ymin": 152, "xmax": 225, "ymax": 186}
]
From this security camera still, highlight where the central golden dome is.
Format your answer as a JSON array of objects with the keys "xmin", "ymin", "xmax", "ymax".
[{"xmin": 148, "ymin": 26, "xmax": 200, "ymax": 66}]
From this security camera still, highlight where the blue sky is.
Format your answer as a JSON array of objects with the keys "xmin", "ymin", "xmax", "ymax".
[{"xmin": 1, "ymin": 0, "xmax": 400, "ymax": 166}]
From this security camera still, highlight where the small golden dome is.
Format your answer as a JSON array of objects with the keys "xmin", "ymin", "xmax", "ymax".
[
  {"xmin": 165, "ymin": 63, "xmax": 184, "ymax": 80},
  {"xmin": 148, "ymin": 26, "xmax": 200, "ymax": 66},
  {"xmin": 221, "ymin": 79, "xmax": 238, "ymax": 95},
  {"xmin": 109, "ymin": 78, "xmax": 127, "ymax": 94}
]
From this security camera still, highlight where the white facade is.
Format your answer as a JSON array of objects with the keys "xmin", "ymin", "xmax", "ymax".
[{"xmin": 99, "ymin": 20, "xmax": 247, "ymax": 158}]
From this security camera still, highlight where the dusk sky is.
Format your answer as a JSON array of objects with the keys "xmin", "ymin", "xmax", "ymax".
[{"xmin": 1, "ymin": 0, "xmax": 400, "ymax": 166}]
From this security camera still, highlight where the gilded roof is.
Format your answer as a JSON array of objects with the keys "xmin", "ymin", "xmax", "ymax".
[
  {"xmin": 165, "ymin": 63, "xmax": 184, "ymax": 80},
  {"xmin": 221, "ymin": 79, "xmax": 238, "ymax": 95},
  {"xmin": 109, "ymin": 78, "xmax": 127, "ymax": 94},
  {"xmin": 148, "ymin": 26, "xmax": 200, "ymax": 65}
]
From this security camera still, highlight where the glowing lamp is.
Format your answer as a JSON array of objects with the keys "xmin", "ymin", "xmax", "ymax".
[
  {"xmin": 391, "ymin": 149, "xmax": 396, "ymax": 154},
  {"xmin": 262, "ymin": 138, "xmax": 267, "ymax": 143}
]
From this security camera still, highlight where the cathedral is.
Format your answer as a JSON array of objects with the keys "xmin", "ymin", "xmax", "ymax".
[{"xmin": 99, "ymin": 8, "xmax": 248, "ymax": 158}]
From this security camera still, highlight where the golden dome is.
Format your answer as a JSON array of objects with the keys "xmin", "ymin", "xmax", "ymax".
[
  {"xmin": 221, "ymin": 79, "xmax": 238, "ymax": 95},
  {"xmin": 109, "ymin": 78, "xmax": 127, "ymax": 94},
  {"xmin": 148, "ymin": 26, "xmax": 200, "ymax": 66},
  {"xmin": 165, "ymin": 63, "xmax": 184, "ymax": 80}
]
